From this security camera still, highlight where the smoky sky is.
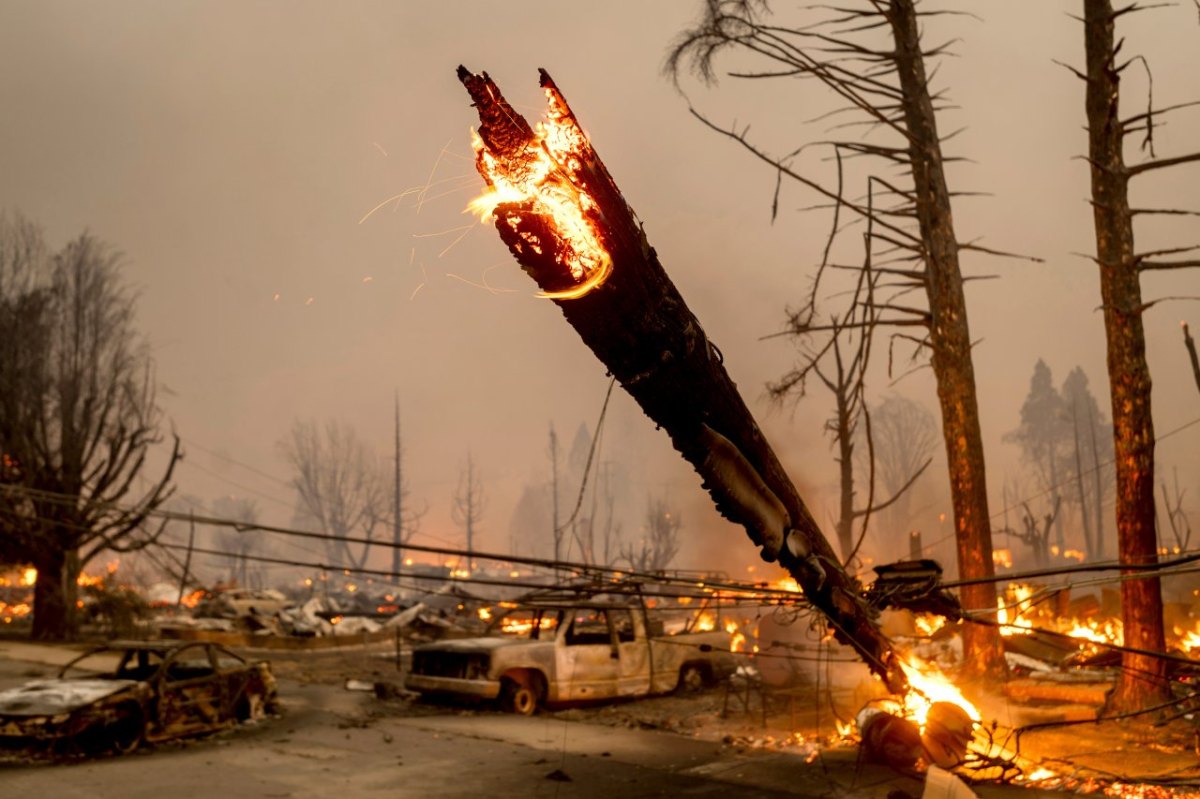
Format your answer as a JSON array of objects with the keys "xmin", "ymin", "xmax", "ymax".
[{"xmin": 1, "ymin": 1, "xmax": 1197, "ymax": 577}]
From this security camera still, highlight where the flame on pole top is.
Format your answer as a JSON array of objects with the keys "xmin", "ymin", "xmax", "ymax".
[{"xmin": 457, "ymin": 66, "xmax": 612, "ymax": 300}]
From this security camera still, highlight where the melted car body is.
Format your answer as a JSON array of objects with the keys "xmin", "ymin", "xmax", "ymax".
[{"xmin": 0, "ymin": 640, "xmax": 278, "ymax": 756}]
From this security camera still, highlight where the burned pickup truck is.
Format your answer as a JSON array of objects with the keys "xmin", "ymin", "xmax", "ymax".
[{"xmin": 404, "ymin": 598, "xmax": 736, "ymax": 714}]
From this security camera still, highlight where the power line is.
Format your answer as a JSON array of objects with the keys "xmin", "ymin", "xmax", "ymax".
[
  {"xmin": 1, "ymin": 483, "xmax": 808, "ymax": 600},
  {"xmin": 180, "ymin": 437, "xmax": 293, "ymax": 489},
  {"xmin": 176, "ymin": 456, "xmax": 298, "ymax": 511},
  {"xmin": 154, "ymin": 542, "xmax": 805, "ymax": 605}
]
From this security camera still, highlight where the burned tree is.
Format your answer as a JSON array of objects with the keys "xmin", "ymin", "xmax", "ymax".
[
  {"xmin": 211, "ymin": 495, "xmax": 260, "ymax": 588},
  {"xmin": 770, "ymin": 279, "xmax": 875, "ymax": 566},
  {"xmin": 1076, "ymin": 0, "xmax": 1200, "ymax": 711},
  {"xmin": 669, "ymin": 0, "xmax": 1010, "ymax": 676},
  {"xmin": 997, "ymin": 495, "xmax": 1061, "ymax": 570},
  {"xmin": 457, "ymin": 66, "xmax": 906, "ymax": 691},
  {"xmin": 620, "ymin": 497, "xmax": 682, "ymax": 573},
  {"xmin": 863, "ymin": 395, "xmax": 938, "ymax": 545},
  {"xmin": 770, "ymin": 302, "xmax": 930, "ymax": 569},
  {"xmin": 280, "ymin": 418, "xmax": 388, "ymax": 572},
  {"xmin": 452, "ymin": 450, "xmax": 486, "ymax": 572},
  {"xmin": 1062, "ymin": 366, "xmax": 1112, "ymax": 560},
  {"xmin": 1158, "ymin": 467, "xmax": 1192, "ymax": 555},
  {"xmin": 1005, "ymin": 360, "xmax": 1071, "ymax": 550},
  {"xmin": 0, "ymin": 216, "xmax": 179, "ymax": 639}
]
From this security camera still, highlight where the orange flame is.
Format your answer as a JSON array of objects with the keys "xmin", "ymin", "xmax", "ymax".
[
  {"xmin": 467, "ymin": 89, "xmax": 612, "ymax": 300},
  {"xmin": 179, "ymin": 589, "xmax": 205, "ymax": 608},
  {"xmin": 898, "ymin": 655, "xmax": 981, "ymax": 728},
  {"xmin": 725, "ymin": 618, "xmax": 747, "ymax": 653}
]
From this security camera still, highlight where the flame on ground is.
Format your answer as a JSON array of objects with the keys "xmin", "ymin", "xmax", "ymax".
[
  {"xmin": 466, "ymin": 87, "xmax": 612, "ymax": 301},
  {"xmin": 898, "ymin": 655, "xmax": 981, "ymax": 728},
  {"xmin": 997, "ymin": 583, "xmax": 1035, "ymax": 637},
  {"xmin": 725, "ymin": 618, "xmax": 747, "ymax": 653}
]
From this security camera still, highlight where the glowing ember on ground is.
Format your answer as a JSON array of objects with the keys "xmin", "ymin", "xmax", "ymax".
[{"xmin": 466, "ymin": 88, "xmax": 612, "ymax": 300}]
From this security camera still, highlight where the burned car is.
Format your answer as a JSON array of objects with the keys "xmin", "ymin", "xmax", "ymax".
[{"xmin": 0, "ymin": 640, "xmax": 278, "ymax": 756}]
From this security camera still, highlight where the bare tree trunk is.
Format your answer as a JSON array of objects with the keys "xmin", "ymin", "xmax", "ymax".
[
  {"xmin": 1083, "ymin": 0, "xmax": 1169, "ymax": 712},
  {"xmin": 31, "ymin": 543, "xmax": 79, "ymax": 641},
  {"xmin": 889, "ymin": 0, "xmax": 1005, "ymax": 678},
  {"xmin": 834, "ymin": 385, "xmax": 855, "ymax": 563}
]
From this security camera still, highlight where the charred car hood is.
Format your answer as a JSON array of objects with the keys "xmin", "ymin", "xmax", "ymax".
[{"xmin": 0, "ymin": 679, "xmax": 138, "ymax": 717}]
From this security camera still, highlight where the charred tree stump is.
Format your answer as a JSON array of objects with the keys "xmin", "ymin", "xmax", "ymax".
[{"xmin": 457, "ymin": 66, "xmax": 905, "ymax": 692}]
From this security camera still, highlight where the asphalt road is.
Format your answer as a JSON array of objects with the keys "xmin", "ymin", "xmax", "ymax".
[{"xmin": 0, "ymin": 645, "xmax": 1061, "ymax": 799}]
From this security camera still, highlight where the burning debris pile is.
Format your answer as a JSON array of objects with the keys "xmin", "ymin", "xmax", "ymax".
[{"xmin": 649, "ymin": 568, "xmax": 1200, "ymax": 796}]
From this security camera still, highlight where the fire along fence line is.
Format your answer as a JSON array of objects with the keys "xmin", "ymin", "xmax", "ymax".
[{"xmin": 959, "ymin": 612, "xmax": 1200, "ymax": 672}]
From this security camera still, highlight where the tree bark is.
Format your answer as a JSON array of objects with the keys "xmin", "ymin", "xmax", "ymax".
[
  {"xmin": 30, "ymin": 543, "xmax": 79, "ymax": 641},
  {"xmin": 1083, "ymin": 0, "xmax": 1170, "ymax": 712},
  {"xmin": 458, "ymin": 66, "xmax": 906, "ymax": 692},
  {"xmin": 888, "ymin": 0, "xmax": 1005, "ymax": 678}
]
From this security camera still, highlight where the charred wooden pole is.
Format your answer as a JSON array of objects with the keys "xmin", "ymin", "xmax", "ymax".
[{"xmin": 457, "ymin": 66, "xmax": 905, "ymax": 692}]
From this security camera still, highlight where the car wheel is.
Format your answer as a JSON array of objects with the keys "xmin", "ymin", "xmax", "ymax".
[
  {"xmin": 106, "ymin": 703, "xmax": 145, "ymax": 755},
  {"xmin": 501, "ymin": 678, "xmax": 540, "ymax": 716},
  {"xmin": 677, "ymin": 663, "xmax": 708, "ymax": 693},
  {"xmin": 78, "ymin": 703, "xmax": 144, "ymax": 756}
]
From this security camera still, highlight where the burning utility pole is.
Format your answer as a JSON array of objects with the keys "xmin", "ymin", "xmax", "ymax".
[{"xmin": 457, "ymin": 66, "xmax": 905, "ymax": 692}]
